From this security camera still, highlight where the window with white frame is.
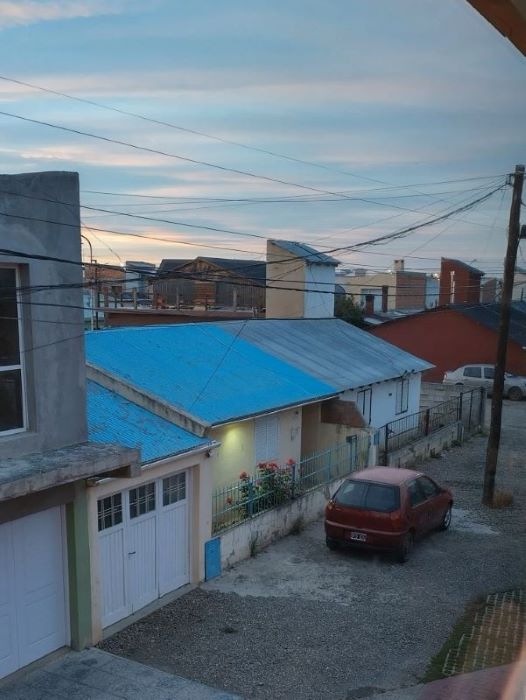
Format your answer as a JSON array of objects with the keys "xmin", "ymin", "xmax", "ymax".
[
  {"xmin": 356, "ymin": 387, "xmax": 372, "ymax": 424},
  {"xmin": 395, "ymin": 376, "xmax": 409, "ymax": 414},
  {"xmin": 254, "ymin": 414, "xmax": 280, "ymax": 464},
  {"xmin": 0, "ymin": 267, "xmax": 25, "ymax": 434}
]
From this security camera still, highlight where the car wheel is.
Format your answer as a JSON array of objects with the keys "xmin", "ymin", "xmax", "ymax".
[
  {"xmin": 398, "ymin": 532, "xmax": 414, "ymax": 563},
  {"xmin": 326, "ymin": 536, "xmax": 339, "ymax": 551},
  {"xmin": 508, "ymin": 386, "xmax": 523, "ymax": 401},
  {"xmin": 440, "ymin": 504, "xmax": 452, "ymax": 531}
]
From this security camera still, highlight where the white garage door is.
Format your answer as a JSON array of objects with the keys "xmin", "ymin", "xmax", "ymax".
[
  {"xmin": 98, "ymin": 471, "xmax": 189, "ymax": 628},
  {"xmin": 0, "ymin": 507, "xmax": 68, "ymax": 680}
]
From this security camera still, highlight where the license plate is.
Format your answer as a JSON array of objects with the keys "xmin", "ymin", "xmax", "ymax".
[{"xmin": 349, "ymin": 531, "xmax": 367, "ymax": 542}]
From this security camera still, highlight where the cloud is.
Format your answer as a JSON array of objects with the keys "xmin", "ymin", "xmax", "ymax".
[{"xmin": 0, "ymin": 0, "xmax": 127, "ymax": 28}]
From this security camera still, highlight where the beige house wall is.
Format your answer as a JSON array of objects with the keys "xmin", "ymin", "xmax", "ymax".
[
  {"xmin": 265, "ymin": 240, "xmax": 306, "ymax": 318},
  {"xmin": 300, "ymin": 403, "xmax": 362, "ymax": 456},
  {"xmin": 210, "ymin": 407, "xmax": 302, "ymax": 488},
  {"xmin": 343, "ymin": 272, "xmax": 396, "ymax": 311}
]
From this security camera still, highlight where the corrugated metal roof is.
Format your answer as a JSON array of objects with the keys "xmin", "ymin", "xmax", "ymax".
[
  {"xmin": 454, "ymin": 302, "xmax": 526, "ymax": 347},
  {"xmin": 85, "ymin": 325, "xmax": 337, "ymax": 425},
  {"xmin": 87, "ymin": 381, "xmax": 210, "ymax": 463},
  {"xmin": 270, "ymin": 239, "xmax": 339, "ymax": 265},
  {"xmin": 217, "ymin": 319, "xmax": 433, "ymax": 390}
]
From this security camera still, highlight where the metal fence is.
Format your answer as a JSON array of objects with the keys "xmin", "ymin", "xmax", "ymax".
[
  {"xmin": 377, "ymin": 388, "xmax": 483, "ymax": 464},
  {"xmin": 212, "ymin": 434, "xmax": 369, "ymax": 534}
]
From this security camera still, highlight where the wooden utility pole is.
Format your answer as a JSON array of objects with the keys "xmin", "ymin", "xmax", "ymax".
[{"xmin": 482, "ymin": 164, "xmax": 524, "ymax": 505}]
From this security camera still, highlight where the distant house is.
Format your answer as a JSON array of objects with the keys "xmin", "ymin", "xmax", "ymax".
[
  {"xmin": 513, "ymin": 266, "xmax": 526, "ymax": 301},
  {"xmin": 0, "ymin": 172, "xmax": 136, "ymax": 680},
  {"xmin": 340, "ymin": 259, "xmax": 428, "ymax": 313},
  {"xmin": 439, "ymin": 258, "xmax": 484, "ymax": 306},
  {"xmin": 153, "ymin": 256, "xmax": 266, "ymax": 311},
  {"xmin": 370, "ymin": 302, "xmax": 526, "ymax": 382}
]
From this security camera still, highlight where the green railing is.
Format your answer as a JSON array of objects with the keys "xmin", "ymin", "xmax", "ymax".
[{"xmin": 212, "ymin": 435, "xmax": 369, "ymax": 534}]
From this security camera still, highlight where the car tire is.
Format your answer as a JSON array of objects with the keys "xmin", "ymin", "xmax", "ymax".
[
  {"xmin": 398, "ymin": 532, "xmax": 414, "ymax": 563},
  {"xmin": 439, "ymin": 504, "xmax": 452, "ymax": 531},
  {"xmin": 508, "ymin": 386, "xmax": 523, "ymax": 401},
  {"xmin": 326, "ymin": 536, "xmax": 340, "ymax": 551}
]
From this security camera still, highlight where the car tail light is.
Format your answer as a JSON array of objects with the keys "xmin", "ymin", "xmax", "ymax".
[{"xmin": 389, "ymin": 510, "xmax": 402, "ymax": 529}]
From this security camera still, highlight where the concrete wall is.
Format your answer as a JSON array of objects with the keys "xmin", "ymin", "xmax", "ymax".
[
  {"xmin": 210, "ymin": 407, "xmax": 302, "ymax": 487},
  {"xmin": 385, "ymin": 423, "xmax": 462, "ymax": 469},
  {"xmin": 219, "ymin": 475, "xmax": 346, "ymax": 569},
  {"xmin": 344, "ymin": 272, "xmax": 395, "ymax": 310},
  {"xmin": 265, "ymin": 240, "xmax": 305, "ymax": 319},
  {"xmin": 0, "ymin": 171, "xmax": 87, "ymax": 458},
  {"xmin": 300, "ymin": 402, "xmax": 364, "ymax": 455}
]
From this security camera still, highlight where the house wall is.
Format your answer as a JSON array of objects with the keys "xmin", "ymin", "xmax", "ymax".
[
  {"xmin": 512, "ymin": 270, "xmax": 526, "ymax": 301},
  {"xmin": 210, "ymin": 407, "xmax": 302, "ymax": 487},
  {"xmin": 0, "ymin": 171, "xmax": 87, "ymax": 459},
  {"xmin": 439, "ymin": 260, "xmax": 482, "ymax": 305},
  {"xmin": 304, "ymin": 264, "xmax": 336, "ymax": 318},
  {"xmin": 265, "ymin": 240, "xmax": 305, "ymax": 318},
  {"xmin": 371, "ymin": 310, "xmax": 526, "ymax": 381},
  {"xmin": 395, "ymin": 272, "xmax": 426, "ymax": 309},
  {"xmin": 340, "ymin": 373, "xmax": 422, "ymax": 428},
  {"xmin": 344, "ymin": 272, "xmax": 395, "ymax": 311},
  {"xmin": 300, "ymin": 403, "xmax": 359, "ymax": 455},
  {"xmin": 86, "ymin": 450, "xmax": 211, "ymax": 644}
]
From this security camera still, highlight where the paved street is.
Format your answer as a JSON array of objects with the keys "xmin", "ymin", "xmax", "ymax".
[
  {"xmin": 100, "ymin": 401, "xmax": 526, "ymax": 700},
  {"xmin": 0, "ymin": 649, "xmax": 241, "ymax": 700}
]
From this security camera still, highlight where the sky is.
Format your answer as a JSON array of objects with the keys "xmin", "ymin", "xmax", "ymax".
[{"xmin": 0, "ymin": 0, "xmax": 525, "ymax": 276}]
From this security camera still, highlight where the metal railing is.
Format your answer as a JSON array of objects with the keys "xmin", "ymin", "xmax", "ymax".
[
  {"xmin": 377, "ymin": 388, "xmax": 483, "ymax": 463},
  {"xmin": 212, "ymin": 435, "xmax": 369, "ymax": 534}
]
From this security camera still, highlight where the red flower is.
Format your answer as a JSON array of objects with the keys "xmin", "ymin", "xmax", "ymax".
[
  {"xmin": 239, "ymin": 471, "xmax": 249, "ymax": 480},
  {"xmin": 268, "ymin": 462, "xmax": 278, "ymax": 469},
  {"xmin": 226, "ymin": 496, "xmax": 233, "ymax": 505},
  {"xmin": 257, "ymin": 461, "xmax": 267, "ymax": 469},
  {"xmin": 286, "ymin": 458, "xmax": 296, "ymax": 466}
]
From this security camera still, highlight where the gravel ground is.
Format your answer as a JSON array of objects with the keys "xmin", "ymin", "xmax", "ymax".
[{"xmin": 101, "ymin": 401, "xmax": 526, "ymax": 700}]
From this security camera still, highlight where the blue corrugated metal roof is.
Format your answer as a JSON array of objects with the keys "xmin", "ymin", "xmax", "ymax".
[
  {"xmin": 270, "ymin": 239, "xmax": 339, "ymax": 265},
  {"xmin": 85, "ymin": 325, "xmax": 337, "ymax": 425},
  {"xmin": 218, "ymin": 319, "xmax": 433, "ymax": 390},
  {"xmin": 87, "ymin": 380, "xmax": 210, "ymax": 463}
]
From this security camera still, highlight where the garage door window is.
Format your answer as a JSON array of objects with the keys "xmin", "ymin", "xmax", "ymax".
[
  {"xmin": 97, "ymin": 493, "xmax": 123, "ymax": 531},
  {"xmin": 129, "ymin": 483, "xmax": 155, "ymax": 518},
  {"xmin": 163, "ymin": 473, "xmax": 186, "ymax": 506}
]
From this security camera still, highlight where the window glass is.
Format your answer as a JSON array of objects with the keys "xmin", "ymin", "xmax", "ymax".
[
  {"xmin": 464, "ymin": 367, "xmax": 481, "ymax": 378},
  {"xmin": 408, "ymin": 479, "xmax": 426, "ymax": 507},
  {"xmin": 163, "ymin": 472, "xmax": 186, "ymax": 506},
  {"xmin": 129, "ymin": 483, "xmax": 156, "ymax": 518},
  {"xmin": 97, "ymin": 493, "xmax": 123, "ymax": 531},
  {"xmin": 417, "ymin": 476, "xmax": 439, "ymax": 499},
  {"xmin": 396, "ymin": 377, "xmax": 409, "ymax": 414},
  {"xmin": 0, "ymin": 268, "xmax": 20, "ymax": 367},
  {"xmin": 357, "ymin": 388, "xmax": 372, "ymax": 424},
  {"xmin": 363, "ymin": 484, "xmax": 400, "ymax": 512},
  {"xmin": 0, "ymin": 369, "xmax": 23, "ymax": 432},
  {"xmin": 334, "ymin": 480, "xmax": 367, "ymax": 508},
  {"xmin": 484, "ymin": 367, "xmax": 495, "ymax": 379}
]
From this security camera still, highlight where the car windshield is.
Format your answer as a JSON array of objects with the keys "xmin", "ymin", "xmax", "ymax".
[{"xmin": 335, "ymin": 480, "xmax": 400, "ymax": 512}]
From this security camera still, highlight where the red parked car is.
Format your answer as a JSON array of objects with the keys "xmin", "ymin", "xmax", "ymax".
[{"xmin": 324, "ymin": 467, "xmax": 453, "ymax": 562}]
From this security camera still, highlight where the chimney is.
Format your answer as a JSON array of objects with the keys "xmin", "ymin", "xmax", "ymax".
[{"xmin": 394, "ymin": 259, "xmax": 405, "ymax": 272}]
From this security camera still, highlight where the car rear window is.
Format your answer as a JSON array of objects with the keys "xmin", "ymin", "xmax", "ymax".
[{"xmin": 334, "ymin": 481, "xmax": 400, "ymax": 512}]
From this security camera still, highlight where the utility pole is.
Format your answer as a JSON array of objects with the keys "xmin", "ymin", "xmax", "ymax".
[{"xmin": 482, "ymin": 164, "xmax": 524, "ymax": 506}]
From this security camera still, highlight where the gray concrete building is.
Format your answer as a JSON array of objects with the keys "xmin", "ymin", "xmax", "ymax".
[{"xmin": 0, "ymin": 172, "xmax": 138, "ymax": 681}]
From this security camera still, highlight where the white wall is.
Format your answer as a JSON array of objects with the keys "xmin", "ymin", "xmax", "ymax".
[
  {"xmin": 304, "ymin": 264, "xmax": 336, "ymax": 318},
  {"xmin": 341, "ymin": 372, "xmax": 422, "ymax": 429}
]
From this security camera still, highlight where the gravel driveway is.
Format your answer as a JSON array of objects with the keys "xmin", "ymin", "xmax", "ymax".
[{"xmin": 101, "ymin": 401, "xmax": 526, "ymax": 700}]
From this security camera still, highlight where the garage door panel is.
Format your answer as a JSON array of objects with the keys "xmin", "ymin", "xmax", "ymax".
[
  {"xmin": 0, "ymin": 508, "xmax": 67, "ymax": 680},
  {"xmin": 14, "ymin": 509, "xmax": 68, "ymax": 668},
  {"xmin": 100, "ymin": 528, "xmax": 128, "ymax": 628},
  {"xmin": 128, "ymin": 515, "xmax": 157, "ymax": 612},
  {"xmin": 0, "ymin": 523, "xmax": 18, "ymax": 679},
  {"xmin": 159, "ymin": 503, "xmax": 189, "ymax": 596}
]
